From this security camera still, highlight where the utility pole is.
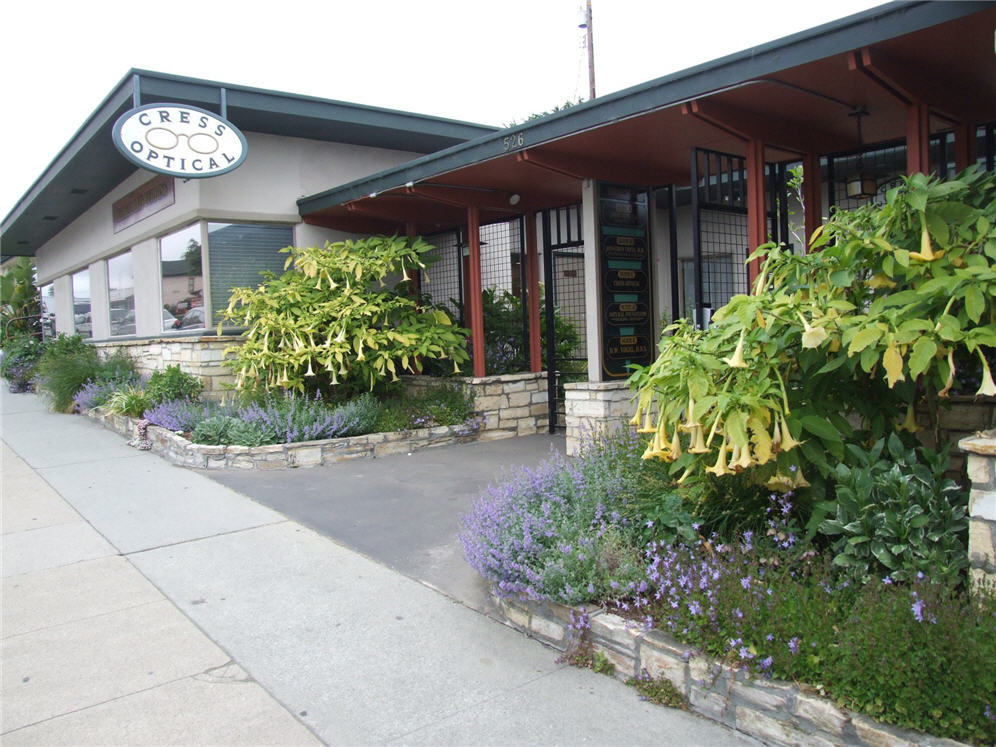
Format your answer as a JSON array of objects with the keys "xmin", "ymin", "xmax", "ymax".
[{"xmin": 581, "ymin": 0, "xmax": 595, "ymax": 99}]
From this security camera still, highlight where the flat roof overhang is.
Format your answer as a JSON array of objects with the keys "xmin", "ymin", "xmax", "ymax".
[
  {"xmin": 0, "ymin": 70, "xmax": 496, "ymax": 257},
  {"xmin": 299, "ymin": 1, "xmax": 996, "ymax": 236}
]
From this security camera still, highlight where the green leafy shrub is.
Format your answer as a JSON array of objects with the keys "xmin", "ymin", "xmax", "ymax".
[
  {"xmin": 334, "ymin": 393, "xmax": 381, "ymax": 436},
  {"xmin": 818, "ymin": 434, "xmax": 968, "ymax": 584},
  {"xmin": 1, "ymin": 258, "xmax": 41, "ymax": 344},
  {"xmin": 225, "ymin": 418, "xmax": 274, "ymax": 447},
  {"xmin": 104, "ymin": 385, "xmax": 152, "ymax": 418},
  {"xmin": 375, "ymin": 383, "xmax": 477, "ymax": 432},
  {"xmin": 448, "ymin": 287, "xmax": 582, "ymax": 376},
  {"xmin": 191, "ymin": 416, "xmax": 238, "ymax": 445},
  {"xmin": 219, "ymin": 236, "xmax": 470, "ymax": 395},
  {"xmin": 145, "ymin": 365, "xmax": 203, "ymax": 404},
  {"xmin": 35, "ymin": 335, "xmax": 101, "ymax": 412},
  {"xmin": 629, "ymin": 167, "xmax": 996, "ymax": 501}
]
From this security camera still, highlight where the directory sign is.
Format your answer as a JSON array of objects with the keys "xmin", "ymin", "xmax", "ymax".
[{"xmin": 598, "ymin": 184, "xmax": 653, "ymax": 378}]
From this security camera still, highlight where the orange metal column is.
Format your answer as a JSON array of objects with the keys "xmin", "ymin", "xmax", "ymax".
[
  {"xmin": 524, "ymin": 211, "xmax": 542, "ymax": 372},
  {"xmin": 466, "ymin": 206, "xmax": 486, "ymax": 377},
  {"xmin": 803, "ymin": 151, "xmax": 822, "ymax": 249},
  {"xmin": 906, "ymin": 102, "xmax": 930, "ymax": 175},
  {"xmin": 745, "ymin": 139, "xmax": 767, "ymax": 284}
]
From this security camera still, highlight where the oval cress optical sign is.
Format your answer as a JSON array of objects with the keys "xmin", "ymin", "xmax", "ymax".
[{"xmin": 112, "ymin": 103, "xmax": 248, "ymax": 178}]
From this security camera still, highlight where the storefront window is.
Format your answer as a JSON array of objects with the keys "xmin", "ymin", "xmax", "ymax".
[
  {"xmin": 208, "ymin": 222, "xmax": 293, "ymax": 326},
  {"xmin": 107, "ymin": 252, "xmax": 135, "ymax": 336},
  {"xmin": 72, "ymin": 269, "xmax": 92, "ymax": 339},
  {"xmin": 39, "ymin": 283, "xmax": 56, "ymax": 339},
  {"xmin": 160, "ymin": 224, "xmax": 204, "ymax": 331}
]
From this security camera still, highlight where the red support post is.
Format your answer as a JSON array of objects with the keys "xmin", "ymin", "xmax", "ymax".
[
  {"xmin": 745, "ymin": 139, "xmax": 767, "ymax": 285},
  {"xmin": 466, "ymin": 206, "xmax": 486, "ymax": 378},
  {"xmin": 906, "ymin": 102, "xmax": 930, "ymax": 175},
  {"xmin": 954, "ymin": 123, "xmax": 974, "ymax": 172},
  {"xmin": 803, "ymin": 151, "xmax": 822, "ymax": 251},
  {"xmin": 405, "ymin": 220, "xmax": 420, "ymax": 296},
  {"xmin": 524, "ymin": 212, "xmax": 542, "ymax": 372}
]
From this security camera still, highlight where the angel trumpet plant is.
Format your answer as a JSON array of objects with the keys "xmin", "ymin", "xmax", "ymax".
[{"xmin": 722, "ymin": 329, "xmax": 749, "ymax": 368}]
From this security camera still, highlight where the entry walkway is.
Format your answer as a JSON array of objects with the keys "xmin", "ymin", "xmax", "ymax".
[{"xmin": 1, "ymin": 389, "xmax": 756, "ymax": 745}]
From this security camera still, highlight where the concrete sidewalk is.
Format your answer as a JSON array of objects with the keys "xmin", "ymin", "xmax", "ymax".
[{"xmin": 1, "ymin": 389, "xmax": 757, "ymax": 745}]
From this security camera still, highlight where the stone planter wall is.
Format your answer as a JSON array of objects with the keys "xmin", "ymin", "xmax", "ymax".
[
  {"xmin": 403, "ymin": 372, "xmax": 548, "ymax": 442},
  {"xmin": 563, "ymin": 381, "xmax": 632, "ymax": 456},
  {"xmin": 496, "ymin": 595, "xmax": 968, "ymax": 747},
  {"xmin": 917, "ymin": 396, "xmax": 996, "ymax": 482},
  {"xmin": 959, "ymin": 431, "xmax": 996, "ymax": 589},
  {"xmin": 92, "ymin": 336, "xmax": 238, "ymax": 399},
  {"xmin": 85, "ymin": 407, "xmax": 483, "ymax": 470}
]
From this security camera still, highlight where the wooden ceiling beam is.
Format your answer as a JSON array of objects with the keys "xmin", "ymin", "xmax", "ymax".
[
  {"xmin": 848, "ymin": 46, "xmax": 984, "ymax": 124},
  {"xmin": 681, "ymin": 99, "xmax": 855, "ymax": 155},
  {"xmin": 516, "ymin": 149, "xmax": 683, "ymax": 187}
]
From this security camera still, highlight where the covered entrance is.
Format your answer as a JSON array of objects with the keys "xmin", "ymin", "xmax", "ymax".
[{"xmin": 296, "ymin": 3, "xmax": 996, "ymax": 443}]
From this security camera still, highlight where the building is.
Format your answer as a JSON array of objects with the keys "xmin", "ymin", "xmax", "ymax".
[{"xmin": 2, "ymin": 1, "xmax": 994, "ymax": 444}]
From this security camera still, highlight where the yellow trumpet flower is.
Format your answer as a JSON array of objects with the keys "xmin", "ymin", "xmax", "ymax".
[
  {"xmin": 706, "ymin": 437, "xmax": 731, "ymax": 477},
  {"xmin": 732, "ymin": 441, "xmax": 754, "ymax": 471},
  {"xmin": 681, "ymin": 397, "xmax": 700, "ymax": 431},
  {"xmin": 897, "ymin": 403, "xmax": 918, "ymax": 433},
  {"xmin": 798, "ymin": 313, "xmax": 828, "ymax": 349},
  {"xmin": 670, "ymin": 430, "xmax": 683, "ymax": 460},
  {"xmin": 977, "ymin": 352, "xmax": 996, "ymax": 397},
  {"xmin": 909, "ymin": 224, "xmax": 943, "ymax": 262},
  {"xmin": 779, "ymin": 417, "xmax": 803, "ymax": 451},
  {"xmin": 939, "ymin": 350, "xmax": 956, "ymax": 398},
  {"xmin": 722, "ymin": 330, "xmax": 749, "ymax": 369},
  {"xmin": 688, "ymin": 424, "xmax": 709, "ymax": 454},
  {"xmin": 791, "ymin": 465, "xmax": 811, "ymax": 489}
]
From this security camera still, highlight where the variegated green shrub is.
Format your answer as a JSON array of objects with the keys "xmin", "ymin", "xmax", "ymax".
[
  {"xmin": 629, "ymin": 166, "xmax": 996, "ymax": 498},
  {"xmin": 219, "ymin": 235, "xmax": 470, "ymax": 394}
]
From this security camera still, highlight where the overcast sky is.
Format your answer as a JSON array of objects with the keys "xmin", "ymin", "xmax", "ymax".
[{"xmin": 2, "ymin": 0, "xmax": 884, "ymax": 220}]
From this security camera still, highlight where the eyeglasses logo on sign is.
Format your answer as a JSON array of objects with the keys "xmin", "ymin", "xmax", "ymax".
[{"xmin": 112, "ymin": 103, "xmax": 248, "ymax": 178}]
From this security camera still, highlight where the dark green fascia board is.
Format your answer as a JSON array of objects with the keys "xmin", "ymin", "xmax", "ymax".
[
  {"xmin": 298, "ymin": 0, "xmax": 992, "ymax": 215},
  {"xmin": 131, "ymin": 69, "xmax": 497, "ymax": 142},
  {"xmin": 1, "ymin": 68, "xmax": 496, "ymax": 248}
]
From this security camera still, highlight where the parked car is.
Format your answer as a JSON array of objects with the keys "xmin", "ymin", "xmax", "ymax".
[{"xmin": 173, "ymin": 307, "xmax": 205, "ymax": 330}]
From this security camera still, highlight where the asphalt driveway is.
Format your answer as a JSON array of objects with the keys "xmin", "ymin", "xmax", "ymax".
[{"xmin": 201, "ymin": 433, "xmax": 567, "ymax": 614}]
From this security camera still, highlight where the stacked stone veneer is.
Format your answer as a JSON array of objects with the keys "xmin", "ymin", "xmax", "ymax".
[
  {"xmin": 959, "ymin": 430, "xmax": 996, "ymax": 588},
  {"xmin": 86, "ymin": 407, "xmax": 483, "ymax": 469},
  {"xmin": 564, "ymin": 381, "xmax": 633, "ymax": 456},
  {"xmin": 403, "ymin": 372, "xmax": 548, "ymax": 441},
  {"xmin": 496, "ymin": 595, "xmax": 969, "ymax": 747},
  {"xmin": 918, "ymin": 397, "xmax": 996, "ymax": 482},
  {"xmin": 92, "ymin": 336, "xmax": 236, "ymax": 399}
]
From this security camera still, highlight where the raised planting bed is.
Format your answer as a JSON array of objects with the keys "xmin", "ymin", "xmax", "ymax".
[
  {"xmin": 84, "ymin": 407, "xmax": 483, "ymax": 469},
  {"xmin": 495, "ymin": 594, "xmax": 970, "ymax": 747}
]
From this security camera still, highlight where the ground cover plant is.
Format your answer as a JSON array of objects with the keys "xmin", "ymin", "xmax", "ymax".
[
  {"xmin": 462, "ymin": 171, "xmax": 996, "ymax": 743},
  {"xmin": 1, "ymin": 334, "xmax": 45, "ymax": 392},
  {"xmin": 460, "ymin": 430, "xmax": 995, "ymax": 743}
]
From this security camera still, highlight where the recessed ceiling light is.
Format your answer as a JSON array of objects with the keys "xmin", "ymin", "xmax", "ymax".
[
  {"xmin": 42, "ymin": 215, "xmax": 58, "ymax": 221},
  {"xmin": 69, "ymin": 188, "xmax": 88, "ymax": 195}
]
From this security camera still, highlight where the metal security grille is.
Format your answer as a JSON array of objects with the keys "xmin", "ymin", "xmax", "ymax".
[
  {"xmin": 980, "ymin": 123, "xmax": 996, "ymax": 172},
  {"xmin": 420, "ymin": 229, "xmax": 462, "ymax": 324},
  {"xmin": 421, "ymin": 218, "xmax": 529, "ymax": 375},
  {"xmin": 690, "ymin": 148, "xmax": 750, "ymax": 327},
  {"xmin": 826, "ymin": 141, "xmax": 906, "ymax": 212},
  {"xmin": 543, "ymin": 204, "xmax": 587, "ymax": 431},
  {"xmin": 479, "ymin": 217, "xmax": 528, "ymax": 374}
]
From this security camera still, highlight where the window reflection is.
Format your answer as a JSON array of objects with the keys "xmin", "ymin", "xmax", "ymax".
[
  {"xmin": 107, "ymin": 252, "xmax": 135, "ymax": 336},
  {"xmin": 160, "ymin": 224, "xmax": 204, "ymax": 331},
  {"xmin": 72, "ymin": 269, "xmax": 92, "ymax": 339}
]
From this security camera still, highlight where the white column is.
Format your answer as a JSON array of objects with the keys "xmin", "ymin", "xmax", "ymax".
[{"xmin": 581, "ymin": 179, "xmax": 602, "ymax": 382}]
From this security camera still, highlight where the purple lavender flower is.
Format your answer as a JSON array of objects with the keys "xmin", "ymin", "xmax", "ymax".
[{"xmin": 788, "ymin": 637, "xmax": 800, "ymax": 654}]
